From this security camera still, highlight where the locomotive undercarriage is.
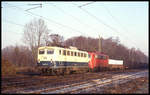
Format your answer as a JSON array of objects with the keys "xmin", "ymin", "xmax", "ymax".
[{"xmin": 38, "ymin": 66, "xmax": 89, "ymax": 75}]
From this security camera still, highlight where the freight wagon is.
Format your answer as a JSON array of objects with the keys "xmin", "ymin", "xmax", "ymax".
[{"xmin": 108, "ymin": 59, "xmax": 124, "ymax": 70}]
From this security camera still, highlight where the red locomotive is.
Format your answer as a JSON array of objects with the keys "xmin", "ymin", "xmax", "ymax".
[{"xmin": 88, "ymin": 52, "xmax": 123, "ymax": 71}]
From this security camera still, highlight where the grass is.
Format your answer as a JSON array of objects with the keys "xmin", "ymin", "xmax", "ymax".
[
  {"xmin": 2, "ymin": 57, "xmax": 37, "ymax": 76},
  {"xmin": 102, "ymin": 77, "xmax": 148, "ymax": 94},
  {"xmin": 2, "ymin": 58, "xmax": 17, "ymax": 76}
]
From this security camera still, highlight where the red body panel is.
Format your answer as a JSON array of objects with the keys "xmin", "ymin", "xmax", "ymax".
[
  {"xmin": 88, "ymin": 52, "xmax": 109, "ymax": 69},
  {"xmin": 88, "ymin": 52, "xmax": 95, "ymax": 69}
]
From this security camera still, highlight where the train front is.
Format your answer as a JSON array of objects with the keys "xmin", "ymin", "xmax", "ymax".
[
  {"xmin": 88, "ymin": 52, "xmax": 109, "ymax": 71},
  {"xmin": 37, "ymin": 46, "xmax": 55, "ymax": 68}
]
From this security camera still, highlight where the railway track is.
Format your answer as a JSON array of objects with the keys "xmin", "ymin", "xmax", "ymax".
[
  {"xmin": 2, "ymin": 69, "xmax": 147, "ymax": 94},
  {"xmin": 2, "ymin": 72, "xmax": 111, "ymax": 93},
  {"xmin": 1, "ymin": 74, "xmax": 61, "ymax": 92},
  {"xmin": 18, "ymin": 70, "xmax": 148, "ymax": 94},
  {"xmin": 15, "ymin": 72, "xmax": 148, "ymax": 94}
]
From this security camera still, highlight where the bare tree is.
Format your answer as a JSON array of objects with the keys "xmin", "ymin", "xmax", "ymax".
[
  {"xmin": 22, "ymin": 18, "xmax": 50, "ymax": 64},
  {"xmin": 46, "ymin": 34, "xmax": 64, "ymax": 46}
]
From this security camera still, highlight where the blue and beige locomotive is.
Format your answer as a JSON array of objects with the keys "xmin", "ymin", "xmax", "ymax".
[{"xmin": 37, "ymin": 46, "xmax": 90, "ymax": 75}]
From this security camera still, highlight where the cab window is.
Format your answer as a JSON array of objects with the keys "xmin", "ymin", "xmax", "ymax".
[
  {"xmin": 102, "ymin": 56, "xmax": 107, "ymax": 59},
  {"xmin": 39, "ymin": 49, "xmax": 44, "ymax": 54},
  {"xmin": 97, "ymin": 55, "xmax": 107, "ymax": 59},
  {"xmin": 47, "ymin": 49, "xmax": 54, "ymax": 54}
]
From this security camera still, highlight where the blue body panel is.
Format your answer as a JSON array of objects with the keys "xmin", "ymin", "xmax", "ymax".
[
  {"xmin": 37, "ymin": 61, "xmax": 88, "ymax": 67},
  {"xmin": 37, "ymin": 61, "xmax": 54, "ymax": 66}
]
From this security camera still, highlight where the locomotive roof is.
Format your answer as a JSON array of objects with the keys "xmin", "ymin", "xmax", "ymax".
[
  {"xmin": 38, "ymin": 46, "xmax": 88, "ymax": 52},
  {"xmin": 88, "ymin": 51, "xmax": 108, "ymax": 56}
]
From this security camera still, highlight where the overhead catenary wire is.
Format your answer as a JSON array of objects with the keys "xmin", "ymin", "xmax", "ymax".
[
  {"xmin": 3, "ymin": 2, "xmax": 146, "ymax": 53},
  {"xmin": 25, "ymin": 5, "xmax": 42, "ymax": 11},
  {"xmin": 73, "ymin": 2, "xmax": 139, "ymax": 48},
  {"xmin": 73, "ymin": 3, "xmax": 122, "ymax": 36},
  {"xmin": 3, "ymin": 4, "xmax": 77, "ymax": 40},
  {"xmin": 27, "ymin": 3, "xmax": 42, "ymax": 6},
  {"xmin": 25, "ymin": 3, "xmax": 42, "ymax": 11},
  {"xmin": 77, "ymin": 4, "xmax": 124, "ymax": 35},
  {"xmin": 101, "ymin": 3, "xmax": 139, "ymax": 48},
  {"xmin": 2, "ymin": 19, "xmax": 24, "ymax": 35},
  {"xmin": 48, "ymin": 3, "xmax": 110, "ymax": 38},
  {"xmin": 4, "ymin": 3, "xmax": 89, "ymax": 37},
  {"xmin": 3, "ymin": 19, "xmax": 24, "ymax": 27},
  {"xmin": 78, "ymin": 1, "xmax": 96, "ymax": 8},
  {"xmin": 3, "ymin": 3, "xmax": 37, "ymax": 17},
  {"xmin": 45, "ymin": 3, "xmax": 92, "ymax": 37}
]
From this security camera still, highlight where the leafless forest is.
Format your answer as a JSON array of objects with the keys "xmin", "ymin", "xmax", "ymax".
[{"xmin": 2, "ymin": 18, "xmax": 148, "ymax": 76}]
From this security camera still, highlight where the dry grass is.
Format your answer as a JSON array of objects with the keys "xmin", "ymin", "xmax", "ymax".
[
  {"xmin": 2, "ymin": 58, "xmax": 17, "ymax": 76},
  {"xmin": 102, "ymin": 77, "xmax": 148, "ymax": 94},
  {"xmin": 2, "ymin": 58, "xmax": 37, "ymax": 76},
  {"xmin": 15, "ymin": 66, "xmax": 37, "ymax": 72}
]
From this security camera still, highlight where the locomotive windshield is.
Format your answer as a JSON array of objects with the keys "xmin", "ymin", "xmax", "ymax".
[
  {"xmin": 39, "ymin": 49, "xmax": 44, "ymax": 54},
  {"xmin": 96, "ymin": 55, "xmax": 107, "ymax": 60},
  {"xmin": 39, "ymin": 49, "xmax": 54, "ymax": 54},
  {"xmin": 47, "ymin": 49, "xmax": 54, "ymax": 54}
]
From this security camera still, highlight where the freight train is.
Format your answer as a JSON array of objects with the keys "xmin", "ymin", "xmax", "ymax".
[{"xmin": 37, "ymin": 46, "xmax": 124, "ymax": 75}]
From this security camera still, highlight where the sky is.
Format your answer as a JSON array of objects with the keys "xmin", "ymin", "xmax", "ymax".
[{"xmin": 1, "ymin": 1, "xmax": 149, "ymax": 56}]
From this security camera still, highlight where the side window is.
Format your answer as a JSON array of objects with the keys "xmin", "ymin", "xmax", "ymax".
[
  {"xmin": 59, "ymin": 50, "xmax": 61, "ymax": 55},
  {"xmin": 67, "ymin": 51, "xmax": 70, "ymax": 56},
  {"xmin": 78, "ymin": 52, "xmax": 80, "ymax": 57},
  {"xmin": 39, "ymin": 49, "xmax": 44, "ymax": 54},
  {"xmin": 81, "ymin": 53, "xmax": 83, "ymax": 57},
  {"xmin": 63, "ymin": 50, "xmax": 66, "ymax": 56},
  {"xmin": 71, "ymin": 51, "xmax": 73, "ymax": 56},
  {"xmin": 74, "ymin": 52, "xmax": 77, "ymax": 56},
  {"xmin": 84, "ymin": 53, "xmax": 87, "ymax": 57}
]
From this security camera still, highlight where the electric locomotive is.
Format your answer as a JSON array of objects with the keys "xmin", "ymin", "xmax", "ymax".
[
  {"xmin": 88, "ymin": 52, "xmax": 124, "ymax": 71},
  {"xmin": 37, "ymin": 46, "xmax": 90, "ymax": 75},
  {"xmin": 88, "ymin": 52, "xmax": 109, "ymax": 71}
]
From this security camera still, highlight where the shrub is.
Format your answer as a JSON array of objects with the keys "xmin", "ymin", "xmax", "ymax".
[{"xmin": 2, "ymin": 57, "xmax": 17, "ymax": 76}]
